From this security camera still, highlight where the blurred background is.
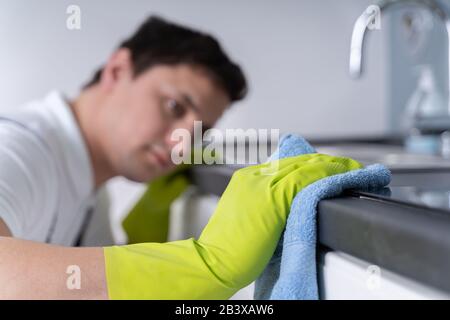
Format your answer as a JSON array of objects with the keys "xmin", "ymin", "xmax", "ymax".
[
  {"xmin": 0, "ymin": 0, "xmax": 389, "ymax": 241},
  {"xmin": 0, "ymin": 0, "xmax": 392, "ymax": 137}
]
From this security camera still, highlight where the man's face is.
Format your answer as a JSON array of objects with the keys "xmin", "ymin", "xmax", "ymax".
[{"xmin": 100, "ymin": 63, "xmax": 230, "ymax": 182}]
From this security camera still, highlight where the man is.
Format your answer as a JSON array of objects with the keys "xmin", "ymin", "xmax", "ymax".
[
  {"xmin": 0, "ymin": 15, "xmax": 244, "ymax": 244},
  {"xmin": 0, "ymin": 16, "xmax": 362, "ymax": 299}
]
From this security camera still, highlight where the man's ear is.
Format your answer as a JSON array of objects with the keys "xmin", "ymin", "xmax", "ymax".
[{"xmin": 99, "ymin": 48, "xmax": 133, "ymax": 91}]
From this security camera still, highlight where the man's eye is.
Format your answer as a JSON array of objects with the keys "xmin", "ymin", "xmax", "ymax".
[{"xmin": 166, "ymin": 99, "xmax": 186, "ymax": 118}]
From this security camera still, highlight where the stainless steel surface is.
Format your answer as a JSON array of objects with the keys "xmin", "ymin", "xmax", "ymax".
[
  {"xmin": 361, "ymin": 185, "xmax": 450, "ymax": 211},
  {"xmin": 316, "ymin": 143, "xmax": 450, "ymax": 170}
]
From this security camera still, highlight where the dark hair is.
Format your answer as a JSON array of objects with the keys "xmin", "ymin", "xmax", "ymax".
[{"xmin": 84, "ymin": 16, "xmax": 247, "ymax": 102}]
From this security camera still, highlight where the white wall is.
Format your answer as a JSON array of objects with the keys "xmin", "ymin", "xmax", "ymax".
[{"xmin": 0, "ymin": 0, "xmax": 389, "ymax": 138}]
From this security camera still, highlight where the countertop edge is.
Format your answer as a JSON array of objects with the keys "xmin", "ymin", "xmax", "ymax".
[{"xmin": 188, "ymin": 164, "xmax": 450, "ymax": 293}]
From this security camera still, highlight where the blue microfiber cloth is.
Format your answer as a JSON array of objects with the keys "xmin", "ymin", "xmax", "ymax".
[{"xmin": 254, "ymin": 134, "xmax": 391, "ymax": 300}]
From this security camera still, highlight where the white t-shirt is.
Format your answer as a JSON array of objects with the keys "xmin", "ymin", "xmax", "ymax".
[{"xmin": 0, "ymin": 91, "xmax": 96, "ymax": 245}]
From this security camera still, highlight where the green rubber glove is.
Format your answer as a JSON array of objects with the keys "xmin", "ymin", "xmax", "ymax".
[
  {"xmin": 104, "ymin": 154, "xmax": 363, "ymax": 299},
  {"xmin": 122, "ymin": 166, "xmax": 190, "ymax": 244},
  {"xmin": 122, "ymin": 148, "xmax": 218, "ymax": 244}
]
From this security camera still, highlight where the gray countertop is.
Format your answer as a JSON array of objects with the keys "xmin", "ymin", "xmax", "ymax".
[{"xmin": 188, "ymin": 164, "xmax": 450, "ymax": 293}]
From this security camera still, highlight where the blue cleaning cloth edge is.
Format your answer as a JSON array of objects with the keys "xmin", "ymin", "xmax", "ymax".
[{"xmin": 253, "ymin": 133, "xmax": 391, "ymax": 300}]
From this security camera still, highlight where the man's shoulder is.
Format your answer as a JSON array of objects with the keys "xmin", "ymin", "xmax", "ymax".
[
  {"xmin": 0, "ymin": 119, "xmax": 58, "ymax": 178},
  {"xmin": 0, "ymin": 91, "xmax": 66, "ymax": 151},
  {"xmin": 0, "ymin": 112, "xmax": 53, "ymax": 154},
  {"xmin": 1, "ymin": 96, "xmax": 53, "ymax": 136},
  {"xmin": 0, "ymin": 93, "xmax": 62, "ymax": 170}
]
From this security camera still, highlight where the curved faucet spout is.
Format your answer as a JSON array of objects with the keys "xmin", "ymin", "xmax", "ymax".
[
  {"xmin": 349, "ymin": 0, "xmax": 450, "ymax": 85},
  {"xmin": 350, "ymin": 0, "xmax": 450, "ymax": 114}
]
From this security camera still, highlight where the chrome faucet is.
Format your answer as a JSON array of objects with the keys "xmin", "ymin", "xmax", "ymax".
[{"xmin": 349, "ymin": 0, "xmax": 450, "ymax": 111}]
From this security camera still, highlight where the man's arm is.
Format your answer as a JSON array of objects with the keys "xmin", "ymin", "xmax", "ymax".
[
  {"xmin": 0, "ymin": 121, "xmax": 107, "ymax": 299},
  {"xmin": 0, "ymin": 219, "xmax": 11, "ymax": 237},
  {"xmin": 0, "ymin": 237, "xmax": 108, "ymax": 299}
]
